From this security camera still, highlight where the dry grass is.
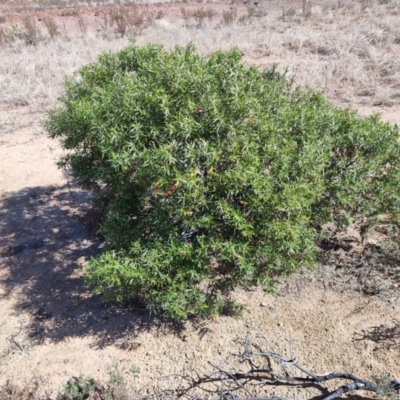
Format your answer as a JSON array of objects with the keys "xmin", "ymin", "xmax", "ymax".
[
  {"xmin": 43, "ymin": 16, "xmax": 59, "ymax": 38},
  {"xmin": 0, "ymin": 3, "xmax": 399, "ymax": 126},
  {"xmin": 77, "ymin": 10, "xmax": 89, "ymax": 35},
  {"xmin": 109, "ymin": 6, "xmax": 145, "ymax": 37},
  {"xmin": 181, "ymin": 7, "xmax": 217, "ymax": 25},
  {"xmin": 360, "ymin": 0, "xmax": 372, "ymax": 12},
  {"xmin": 0, "ymin": 33, "xmax": 129, "ymax": 108},
  {"xmin": 137, "ymin": 7, "xmax": 400, "ymax": 106},
  {"xmin": 302, "ymin": 0, "xmax": 312, "ymax": 17},
  {"xmin": 221, "ymin": 8, "xmax": 237, "ymax": 25}
]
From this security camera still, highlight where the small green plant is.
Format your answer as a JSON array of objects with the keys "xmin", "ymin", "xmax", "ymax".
[
  {"xmin": 58, "ymin": 375, "xmax": 96, "ymax": 400},
  {"xmin": 108, "ymin": 363, "xmax": 124, "ymax": 386},
  {"xmin": 375, "ymin": 375, "xmax": 397, "ymax": 400},
  {"xmin": 45, "ymin": 43, "xmax": 400, "ymax": 321},
  {"xmin": 103, "ymin": 363, "xmax": 128, "ymax": 400},
  {"xmin": 129, "ymin": 365, "xmax": 140, "ymax": 376},
  {"xmin": 58, "ymin": 367, "xmax": 131, "ymax": 400}
]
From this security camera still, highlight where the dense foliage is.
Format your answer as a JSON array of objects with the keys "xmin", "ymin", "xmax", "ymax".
[{"xmin": 45, "ymin": 43, "xmax": 400, "ymax": 320}]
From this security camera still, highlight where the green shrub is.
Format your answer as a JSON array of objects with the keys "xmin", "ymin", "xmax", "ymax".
[
  {"xmin": 58, "ymin": 375, "xmax": 96, "ymax": 400},
  {"xmin": 45, "ymin": 42, "xmax": 400, "ymax": 320}
]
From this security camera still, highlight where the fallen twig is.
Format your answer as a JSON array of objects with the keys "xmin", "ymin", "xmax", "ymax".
[{"xmin": 177, "ymin": 335, "xmax": 400, "ymax": 400}]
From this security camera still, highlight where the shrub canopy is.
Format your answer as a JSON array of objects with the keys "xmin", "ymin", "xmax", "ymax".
[{"xmin": 46, "ymin": 43, "xmax": 400, "ymax": 320}]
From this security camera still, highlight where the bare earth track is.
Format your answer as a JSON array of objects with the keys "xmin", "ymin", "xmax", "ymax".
[{"xmin": 1, "ymin": 0, "xmax": 400, "ymax": 398}]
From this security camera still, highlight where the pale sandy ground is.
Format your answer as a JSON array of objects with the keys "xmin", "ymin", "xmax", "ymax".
[
  {"xmin": 358, "ymin": 106, "xmax": 400, "ymax": 125},
  {"xmin": 1, "ymin": 1, "xmax": 400, "ymax": 399}
]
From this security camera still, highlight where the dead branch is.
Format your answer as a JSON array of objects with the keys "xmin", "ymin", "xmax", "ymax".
[{"xmin": 177, "ymin": 335, "xmax": 400, "ymax": 400}]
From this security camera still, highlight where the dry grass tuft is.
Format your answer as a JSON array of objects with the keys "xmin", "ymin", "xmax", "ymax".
[
  {"xmin": 221, "ymin": 8, "xmax": 237, "ymax": 25},
  {"xmin": 360, "ymin": 0, "xmax": 372, "ymax": 12},
  {"xmin": 302, "ymin": 0, "xmax": 312, "ymax": 17},
  {"xmin": 22, "ymin": 16, "xmax": 40, "ymax": 45},
  {"xmin": 111, "ymin": 8, "xmax": 129, "ymax": 36},
  {"xmin": 181, "ymin": 7, "xmax": 217, "ymax": 27},
  {"xmin": 114, "ymin": 6, "xmax": 145, "ymax": 37},
  {"xmin": 76, "ymin": 11, "xmax": 88, "ymax": 35},
  {"xmin": 43, "ymin": 16, "xmax": 59, "ymax": 39},
  {"xmin": 0, "ymin": 35, "xmax": 129, "ymax": 107}
]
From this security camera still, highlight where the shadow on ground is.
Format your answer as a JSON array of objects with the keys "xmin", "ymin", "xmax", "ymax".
[
  {"xmin": 354, "ymin": 322, "xmax": 400, "ymax": 350},
  {"xmin": 0, "ymin": 182, "xmax": 179, "ymax": 349}
]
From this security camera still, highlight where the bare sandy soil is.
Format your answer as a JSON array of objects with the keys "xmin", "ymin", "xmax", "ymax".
[{"xmin": 1, "ymin": 1, "xmax": 400, "ymax": 399}]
